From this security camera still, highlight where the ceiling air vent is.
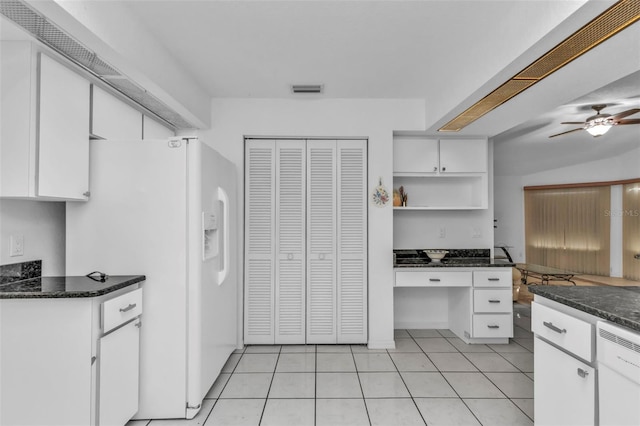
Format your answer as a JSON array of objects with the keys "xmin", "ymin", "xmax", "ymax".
[
  {"xmin": 0, "ymin": 0, "xmax": 195, "ymax": 129},
  {"xmin": 291, "ymin": 84, "xmax": 324, "ymax": 94},
  {"xmin": 439, "ymin": 0, "xmax": 640, "ymax": 132}
]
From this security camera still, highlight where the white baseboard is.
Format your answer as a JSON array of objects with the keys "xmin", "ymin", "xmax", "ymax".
[
  {"xmin": 367, "ymin": 340, "xmax": 396, "ymax": 349},
  {"xmin": 394, "ymin": 321, "xmax": 450, "ymax": 330}
]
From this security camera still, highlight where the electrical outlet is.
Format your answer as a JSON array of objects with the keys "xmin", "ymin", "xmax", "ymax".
[
  {"xmin": 439, "ymin": 227, "xmax": 446, "ymax": 238},
  {"xmin": 10, "ymin": 235, "xmax": 24, "ymax": 257},
  {"xmin": 472, "ymin": 228, "xmax": 482, "ymax": 238}
]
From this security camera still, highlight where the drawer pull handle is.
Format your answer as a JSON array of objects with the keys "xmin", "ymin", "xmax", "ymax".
[
  {"xmin": 487, "ymin": 325, "xmax": 500, "ymax": 329},
  {"xmin": 577, "ymin": 368, "xmax": 589, "ymax": 378},
  {"xmin": 429, "ymin": 278, "xmax": 441, "ymax": 282},
  {"xmin": 543, "ymin": 321, "xmax": 566, "ymax": 334},
  {"xmin": 488, "ymin": 278, "xmax": 500, "ymax": 281},
  {"xmin": 488, "ymin": 299, "xmax": 501, "ymax": 303},
  {"xmin": 119, "ymin": 303, "xmax": 137, "ymax": 313}
]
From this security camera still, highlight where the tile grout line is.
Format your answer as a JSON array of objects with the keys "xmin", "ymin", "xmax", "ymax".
[
  {"xmin": 350, "ymin": 344, "xmax": 373, "ymax": 426},
  {"xmin": 256, "ymin": 346, "xmax": 281, "ymax": 426},
  {"xmin": 386, "ymin": 337, "xmax": 428, "ymax": 426},
  {"xmin": 426, "ymin": 330, "xmax": 486, "ymax": 426}
]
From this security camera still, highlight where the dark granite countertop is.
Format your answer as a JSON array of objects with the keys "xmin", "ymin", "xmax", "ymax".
[
  {"xmin": 394, "ymin": 258, "xmax": 514, "ymax": 268},
  {"xmin": 529, "ymin": 285, "xmax": 640, "ymax": 333},
  {"xmin": 0, "ymin": 275, "xmax": 146, "ymax": 299},
  {"xmin": 394, "ymin": 249, "xmax": 514, "ymax": 268}
]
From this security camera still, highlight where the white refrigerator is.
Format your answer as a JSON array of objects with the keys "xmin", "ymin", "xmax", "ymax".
[{"xmin": 66, "ymin": 138, "xmax": 238, "ymax": 420}]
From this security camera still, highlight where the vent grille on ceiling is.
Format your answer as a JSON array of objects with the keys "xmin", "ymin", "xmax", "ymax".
[
  {"xmin": 439, "ymin": 0, "xmax": 640, "ymax": 132},
  {"xmin": 0, "ymin": 0, "xmax": 195, "ymax": 129},
  {"xmin": 292, "ymin": 84, "xmax": 324, "ymax": 94}
]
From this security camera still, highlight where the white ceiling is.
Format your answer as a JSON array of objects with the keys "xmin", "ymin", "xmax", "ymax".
[
  {"xmin": 118, "ymin": 0, "xmax": 640, "ymax": 175},
  {"xmin": 3, "ymin": 0, "xmax": 639, "ymax": 175}
]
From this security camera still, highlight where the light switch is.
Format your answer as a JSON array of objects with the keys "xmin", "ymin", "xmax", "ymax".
[{"xmin": 10, "ymin": 235, "xmax": 24, "ymax": 257}]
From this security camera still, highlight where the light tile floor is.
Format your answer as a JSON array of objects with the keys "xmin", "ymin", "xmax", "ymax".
[{"xmin": 128, "ymin": 303, "xmax": 533, "ymax": 426}]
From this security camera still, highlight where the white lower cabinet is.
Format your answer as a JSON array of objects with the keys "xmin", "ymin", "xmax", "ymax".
[
  {"xmin": 0, "ymin": 286, "xmax": 142, "ymax": 426},
  {"xmin": 470, "ymin": 270, "xmax": 512, "ymax": 341},
  {"xmin": 99, "ymin": 319, "xmax": 141, "ymax": 426},
  {"xmin": 393, "ymin": 267, "xmax": 513, "ymax": 343},
  {"xmin": 472, "ymin": 313, "xmax": 513, "ymax": 338},
  {"xmin": 532, "ymin": 298, "xmax": 598, "ymax": 426},
  {"xmin": 534, "ymin": 337, "xmax": 596, "ymax": 426}
]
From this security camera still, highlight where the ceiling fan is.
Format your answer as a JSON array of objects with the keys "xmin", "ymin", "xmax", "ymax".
[{"xmin": 549, "ymin": 104, "xmax": 640, "ymax": 138}]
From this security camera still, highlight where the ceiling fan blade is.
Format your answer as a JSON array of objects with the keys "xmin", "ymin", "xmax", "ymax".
[
  {"xmin": 560, "ymin": 121, "xmax": 586, "ymax": 125},
  {"xmin": 615, "ymin": 118, "xmax": 640, "ymax": 125},
  {"xmin": 549, "ymin": 128, "xmax": 584, "ymax": 138},
  {"xmin": 610, "ymin": 108, "xmax": 640, "ymax": 121}
]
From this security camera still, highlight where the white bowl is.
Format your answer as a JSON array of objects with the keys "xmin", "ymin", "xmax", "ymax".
[{"xmin": 424, "ymin": 250, "xmax": 449, "ymax": 262}]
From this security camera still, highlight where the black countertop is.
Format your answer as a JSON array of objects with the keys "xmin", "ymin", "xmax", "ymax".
[
  {"xmin": 529, "ymin": 285, "xmax": 640, "ymax": 333},
  {"xmin": 0, "ymin": 275, "xmax": 146, "ymax": 299},
  {"xmin": 394, "ymin": 258, "xmax": 514, "ymax": 268},
  {"xmin": 394, "ymin": 249, "xmax": 514, "ymax": 268}
]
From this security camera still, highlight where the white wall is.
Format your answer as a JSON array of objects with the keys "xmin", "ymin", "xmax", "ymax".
[
  {"xmin": 202, "ymin": 98, "xmax": 425, "ymax": 348},
  {"xmin": 0, "ymin": 200, "xmax": 65, "ymax": 276},
  {"xmin": 494, "ymin": 144, "xmax": 640, "ymax": 273}
]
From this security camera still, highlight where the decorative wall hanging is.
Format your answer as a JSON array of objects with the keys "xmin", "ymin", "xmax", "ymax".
[{"xmin": 371, "ymin": 177, "xmax": 390, "ymax": 207}]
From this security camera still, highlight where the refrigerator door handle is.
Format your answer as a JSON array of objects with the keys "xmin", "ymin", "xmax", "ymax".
[{"xmin": 217, "ymin": 186, "xmax": 230, "ymax": 285}]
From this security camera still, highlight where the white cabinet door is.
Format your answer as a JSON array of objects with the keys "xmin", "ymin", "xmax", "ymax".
[
  {"xmin": 337, "ymin": 140, "xmax": 367, "ymax": 343},
  {"xmin": 91, "ymin": 85, "xmax": 142, "ymax": 140},
  {"xmin": 438, "ymin": 139, "xmax": 487, "ymax": 173},
  {"xmin": 98, "ymin": 319, "xmax": 141, "ymax": 426},
  {"xmin": 244, "ymin": 140, "xmax": 276, "ymax": 344},
  {"xmin": 534, "ymin": 337, "xmax": 596, "ymax": 426},
  {"xmin": 307, "ymin": 140, "xmax": 337, "ymax": 344},
  {"xmin": 275, "ymin": 140, "xmax": 306, "ymax": 344},
  {"xmin": 393, "ymin": 137, "xmax": 438, "ymax": 174},
  {"xmin": 38, "ymin": 53, "xmax": 90, "ymax": 200},
  {"xmin": 0, "ymin": 41, "xmax": 36, "ymax": 197}
]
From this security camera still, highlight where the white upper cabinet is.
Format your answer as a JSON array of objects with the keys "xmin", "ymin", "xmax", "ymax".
[
  {"xmin": 439, "ymin": 139, "xmax": 487, "ymax": 173},
  {"xmin": 91, "ymin": 85, "xmax": 142, "ymax": 140},
  {"xmin": 393, "ymin": 137, "xmax": 439, "ymax": 174},
  {"xmin": 392, "ymin": 135, "xmax": 489, "ymax": 209},
  {"xmin": 143, "ymin": 115, "xmax": 175, "ymax": 139},
  {"xmin": 1, "ymin": 41, "xmax": 90, "ymax": 201},
  {"xmin": 393, "ymin": 136, "xmax": 487, "ymax": 174}
]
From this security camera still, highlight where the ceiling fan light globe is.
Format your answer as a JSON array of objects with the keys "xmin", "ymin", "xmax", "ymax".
[{"xmin": 585, "ymin": 123, "xmax": 612, "ymax": 137}]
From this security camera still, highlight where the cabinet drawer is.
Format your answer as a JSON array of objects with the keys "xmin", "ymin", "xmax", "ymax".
[
  {"xmin": 531, "ymin": 302, "xmax": 593, "ymax": 362},
  {"xmin": 395, "ymin": 271, "xmax": 472, "ymax": 287},
  {"xmin": 102, "ymin": 288, "xmax": 143, "ymax": 333},
  {"xmin": 472, "ymin": 314, "xmax": 513, "ymax": 338},
  {"xmin": 473, "ymin": 270, "xmax": 512, "ymax": 288},
  {"xmin": 474, "ymin": 289, "xmax": 512, "ymax": 313}
]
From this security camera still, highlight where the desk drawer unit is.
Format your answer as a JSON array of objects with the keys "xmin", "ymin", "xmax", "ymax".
[
  {"xmin": 473, "ymin": 289, "xmax": 512, "ymax": 313},
  {"xmin": 395, "ymin": 271, "xmax": 472, "ymax": 287},
  {"xmin": 531, "ymin": 301, "xmax": 594, "ymax": 362},
  {"xmin": 473, "ymin": 314, "xmax": 513, "ymax": 338},
  {"xmin": 473, "ymin": 270, "xmax": 511, "ymax": 288},
  {"xmin": 102, "ymin": 288, "xmax": 143, "ymax": 333}
]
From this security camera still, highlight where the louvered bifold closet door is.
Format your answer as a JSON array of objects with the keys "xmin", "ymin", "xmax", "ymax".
[
  {"xmin": 306, "ymin": 140, "xmax": 337, "ymax": 344},
  {"xmin": 244, "ymin": 140, "xmax": 276, "ymax": 344},
  {"xmin": 337, "ymin": 140, "xmax": 368, "ymax": 343},
  {"xmin": 275, "ymin": 140, "xmax": 307, "ymax": 343}
]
